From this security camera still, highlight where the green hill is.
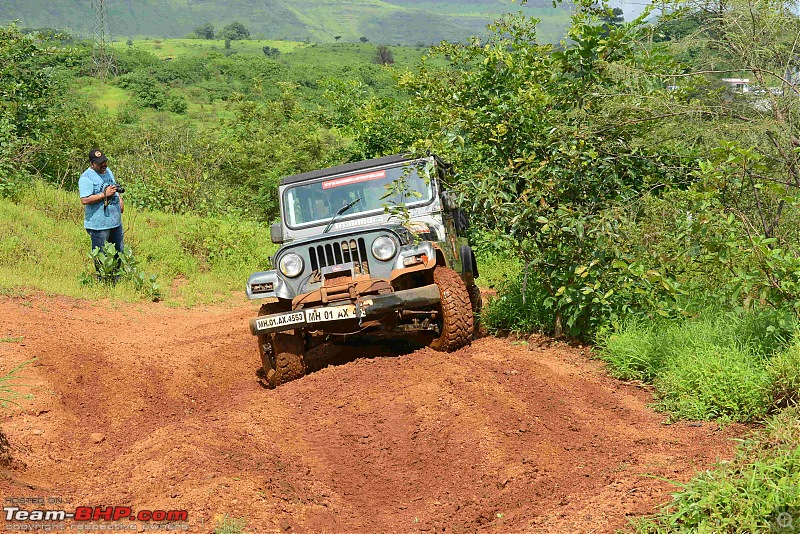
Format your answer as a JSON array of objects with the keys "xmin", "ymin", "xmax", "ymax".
[{"xmin": 1, "ymin": 0, "xmax": 571, "ymax": 44}]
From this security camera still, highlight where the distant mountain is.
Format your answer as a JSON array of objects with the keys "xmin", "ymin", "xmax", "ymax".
[{"xmin": 0, "ymin": 0, "xmax": 572, "ymax": 44}]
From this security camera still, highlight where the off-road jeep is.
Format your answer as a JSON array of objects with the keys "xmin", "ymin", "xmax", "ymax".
[{"xmin": 246, "ymin": 154, "xmax": 480, "ymax": 388}]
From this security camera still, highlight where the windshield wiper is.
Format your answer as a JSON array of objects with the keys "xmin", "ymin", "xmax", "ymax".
[{"xmin": 323, "ymin": 197, "xmax": 362, "ymax": 233}]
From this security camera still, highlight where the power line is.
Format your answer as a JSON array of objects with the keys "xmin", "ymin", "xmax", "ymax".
[{"xmin": 91, "ymin": 0, "xmax": 116, "ymax": 79}]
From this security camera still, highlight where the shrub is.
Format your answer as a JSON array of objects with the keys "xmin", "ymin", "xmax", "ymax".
[
  {"xmin": 598, "ymin": 311, "xmax": 797, "ymax": 422},
  {"xmin": 82, "ymin": 243, "xmax": 162, "ymax": 301},
  {"xmin": 595, "ymin": 320, "xmax": 662, "ymax": 381},
  {"xmin": 654, "ymin": 343, "xmax": 770, "ymax": 423},
  {"xmin": 765, "ymin": 342, "xmax": 800, "ymax": 411},
  {"xmin": 482, "ymin": 275, "xmax": 552, "ymax": 336}
]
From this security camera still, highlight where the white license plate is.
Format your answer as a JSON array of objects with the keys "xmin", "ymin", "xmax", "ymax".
[
  {"xmin": 305, "ymin": 305, "xmax": 357, "ymax": 323},
  {"xmin": 255, "ymin": 310, "xmax": 305, "ymax": 331}
]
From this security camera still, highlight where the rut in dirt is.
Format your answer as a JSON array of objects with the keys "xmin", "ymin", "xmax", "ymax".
[{"xmin": 0, "ymin": 296, "xmax": 742, "ymax": 533}]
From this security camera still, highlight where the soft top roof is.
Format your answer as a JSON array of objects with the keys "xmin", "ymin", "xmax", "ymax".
[{"xmin": 280, "ymin": 153, "xmax": 421, "ymax": 186}]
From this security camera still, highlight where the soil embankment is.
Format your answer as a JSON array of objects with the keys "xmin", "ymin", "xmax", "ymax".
[{"xmin": 0, "ymin": 294, "xmax": 741, "ymax": 532}]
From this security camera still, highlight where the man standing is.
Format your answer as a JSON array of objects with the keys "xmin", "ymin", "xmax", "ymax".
[{"xmin": 78, "ymin": 148, "xmax": 124, "ymax": 258}]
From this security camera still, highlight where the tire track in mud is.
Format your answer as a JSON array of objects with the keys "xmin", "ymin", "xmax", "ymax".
[{"xmin": 0, "ymin": 295, "xmax": 743, "ymax": 533}]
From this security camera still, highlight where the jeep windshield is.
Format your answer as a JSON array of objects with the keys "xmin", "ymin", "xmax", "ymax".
[{"xmin": 283, "ymin": 164, "xmax": 434, "ymax": 228}]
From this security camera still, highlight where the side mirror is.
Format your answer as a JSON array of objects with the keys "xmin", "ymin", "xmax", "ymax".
[
  {"xmin": 441, "ymin": 190, "xmax": 458, "ymax": 211},
  {"xmin": 270, "ymin": 223, "xmax": 283, "ymax": 244}
]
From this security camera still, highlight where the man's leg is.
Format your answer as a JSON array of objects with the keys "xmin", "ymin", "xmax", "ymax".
[
  {"xmin": 86, "ymin": 228, "xmax": 111, "ymax": 252},
  {"xmin": 107, "ymin": 225, "xmax": 124, "ymax": 254},
  {"xmin": 107, "ymin": 226, "xmax": 125, "ymax": 281},
  {"xmin": 86, "ymin": 228, "xmax": 111, "ymax": 278}
]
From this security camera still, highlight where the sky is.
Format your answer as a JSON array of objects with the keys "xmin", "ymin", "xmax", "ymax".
[{"xmin": 608, "ymin": 0, "xmax": 652, "ymax": 20}]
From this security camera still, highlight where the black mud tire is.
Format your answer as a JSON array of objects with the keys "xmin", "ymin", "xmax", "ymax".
[
  {"xmin": 429, "ymin": 266, "xmax": 474, "ymax": 352},
  {"xmin": 467, "ymin": 283, "xmax": 482, "ymax": 339},
  {"xmin": 256, "ymin": 332, "xmax": 275, "ymax": 384},
  {"xmin": 270, "ymin": 331, "xmax": 306, "ymax": 387},
  {"xmin": 256, "ymin": 303, "xmax": 306, "ymax": 389}
]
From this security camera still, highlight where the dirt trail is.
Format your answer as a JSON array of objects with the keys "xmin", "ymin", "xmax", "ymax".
[{"xmin": 0, "ymin": 294, "xmax": 743, "ymax": 533}]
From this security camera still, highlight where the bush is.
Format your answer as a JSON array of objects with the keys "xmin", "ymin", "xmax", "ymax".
[
  {"xmin": 82, "ymin": 243, "xmax": 162, "ymax": 301},
  {"xmin": 598, "ymin": 310, "xmax": 798, "ymax": 422},
  {"xmin": 482, "ymin": 275, "xmax": 553, "ymax": 336},
  {"xmin": 654, "ymin": 343, "xmax": 769, "ymax": 423},
  {"xmin": 765, "ymin": 342, "xmax": 800, "ymax": 410}
]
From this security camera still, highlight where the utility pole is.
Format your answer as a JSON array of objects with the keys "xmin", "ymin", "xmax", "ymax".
[{"xmin": 91, "ymin": 0, "xmax": 116, "ymax": 79}]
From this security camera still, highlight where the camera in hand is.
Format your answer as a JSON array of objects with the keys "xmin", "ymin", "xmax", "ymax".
[{"xmin": 104, "ymin": 184, "xmax": 125, "ymax": 194}]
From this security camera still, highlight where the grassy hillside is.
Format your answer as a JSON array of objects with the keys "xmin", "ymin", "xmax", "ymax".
[
  {"xmin": 1, "ymin": 0, "xmax": 572, "ymax": 44},
  {"xmin": 0, "ymin": 182, "xmax": 276, "ymax": 306}
]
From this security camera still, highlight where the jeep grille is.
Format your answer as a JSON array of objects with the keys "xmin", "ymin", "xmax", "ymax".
[{"xmin": 309, "ymin": 238, "xmax": 370, "ymax": 276}]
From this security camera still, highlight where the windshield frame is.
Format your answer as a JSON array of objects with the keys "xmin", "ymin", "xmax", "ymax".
[{"xmin": 281, "ymin": 161, "xmax": 437, "ymax": 231}]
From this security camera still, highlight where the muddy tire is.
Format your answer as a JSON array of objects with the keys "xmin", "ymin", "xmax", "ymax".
[
  {"xmin": 429, "ymin": 266, "xmax": 474, "ymax": 352},
  {"xmin": 467, "ymin": 283, "xmax": 482, "ymax": 339},
  {"xmin": 269, "ymin": 331, "xmax": 306, "ymax": 387},
  {"xmin": 256, "ymin": 303, "xmax": 306, "ymax": 388}
]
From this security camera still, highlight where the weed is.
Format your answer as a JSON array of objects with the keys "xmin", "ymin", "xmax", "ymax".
[
  {"xmin": 0, "ymin": 359, "xmax": 36, "ymax": 409},
  {"xmin": 595, "ymin": 320, "xmax": 662, "ymax": 382},
  {"xmin": 654, "ymin": 343, "xmax": 769, "ymax": 423},
  {"xmin": 598, "ymin": 311, "xmax": 797, "ymax": 423},
  {"xmin": 765, "ymin": 341, "xmax": 800, "ymax": 411},
  {"xmin": 0, "ymin": 337, "xmax": 23, "ymax": 343},
  {"xmin": 213, "ymin": 515, "xmax": 246, "ymax": 534},
  {"xmin": 83, "ymin": 243, "xmax": 163, "ymax": 301},
  {"xmin": 482, "ymin": 276, "xmax": 552, "ymax": 336}
]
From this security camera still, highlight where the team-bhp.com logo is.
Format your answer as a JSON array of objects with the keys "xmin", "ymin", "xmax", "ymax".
[{"xmin": 4, "ymin": 503, "xmax": 189, "ymax": 531}]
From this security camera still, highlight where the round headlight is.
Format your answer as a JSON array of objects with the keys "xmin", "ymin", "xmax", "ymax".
[
  {"xmin": 279, "ymin": 253, "xmax": 304, "ymax": 278},
  {"xmin": 371, "ymin": 236, "xmax": 397, "ymax": 261}
]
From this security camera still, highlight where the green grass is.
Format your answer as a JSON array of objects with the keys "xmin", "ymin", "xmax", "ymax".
[
  {"xmin": 213, "ymin": 515, "xmax": 246, "ymax": 534},
  {"xmin": 596, "ymin": 311, "xmax": 800, "ymax": 423},
  {"xmin": 0, "ymin": 181, "xmax": 276, "ymax": 306},
  {"xmin": 0, "ymin": 359, "xmax": 36, "ymax": 409},
  {"xmin": 636, "ymin": 406, "xmax": 800, "ymax": 533},
  {"xmin": 474, "ymin": 251, "xmax": 522, "ymax": 291},
  {"xmin": 113, "ymin": 38, "xmax": 307, "ymax": 60},
  {"xmin": 78, "ymin": 78, "xmax": 132, "ymax": 115}
]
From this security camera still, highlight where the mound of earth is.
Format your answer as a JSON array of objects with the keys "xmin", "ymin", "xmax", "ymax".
[{"xmin": 0, "ymin": 294, "xmax": 742, "ymax": 532}]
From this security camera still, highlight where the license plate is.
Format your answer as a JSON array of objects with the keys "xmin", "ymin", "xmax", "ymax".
[
  {"xmin": 255, "ymin": 310, "xmax": 305, "ymax": 331},
  {"xmin": 305, "ymin": 304, "xmax": 357, "ymax": 323}
]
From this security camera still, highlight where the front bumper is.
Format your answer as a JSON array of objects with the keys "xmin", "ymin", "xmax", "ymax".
[{"xmin": 248, "ymin": 284, "xmax": 440, "ymax": 336}]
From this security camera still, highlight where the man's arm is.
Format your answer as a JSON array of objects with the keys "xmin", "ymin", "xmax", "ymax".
[{"xmin": 80, "ymin": 187, "xmax": 114, "ymax": 205}]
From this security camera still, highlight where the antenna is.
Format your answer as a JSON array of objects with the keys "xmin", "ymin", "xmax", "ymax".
[{"xmin": 91, "ymin": 0, "xmax": 116, "ymax": 79}]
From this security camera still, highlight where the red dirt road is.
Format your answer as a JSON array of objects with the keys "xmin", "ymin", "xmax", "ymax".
[{"xmin": 0, "ymin": 294, "xmax": 743, "ymax": 533}]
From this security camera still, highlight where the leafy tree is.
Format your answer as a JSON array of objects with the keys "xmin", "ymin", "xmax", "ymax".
[
  {"xmin": 0, "ymin": 23, "xmax": 61, "ymax": 191},
  {"xmin": 126, "ymin": 38, "xmax": 133, "ymax": 47},
  {"xmin": 217, "ymin": 84, "xmax": 346, "ymax": 220},
  {"xmin": 381, "ymin": 3, "xmax": 696, "ymax": 336},
  {"xmin": 653, "ymin": 0, "xmax": 800, "ymax": 315},
  {"xmin": 220, "ymin": 21, "xmax": 250, "ymax": 41},
  {"xmin": 334, "ymin": 35, "xmax": 342, "ymax": 41},
  {"xmin": 600, "ymin": 7, "xmax": 624, "ymax": 36},
  {"xmin": 262, "ymin": 46, "xmax": 280, "ymax": 58},
  {"xmin": 194, "ymin": 22, "xmax": 215, "ymax": 40},
  {"xmin": 374, "ymin": 44, "xmax": 394, "ymax": 65},
  {"xmin": 359, "ymin": 36, "xmax": 369, "ymax": 43},
  {"xmin": 0, "ymin": 24, "xmax": 56, "ymax": 137}
]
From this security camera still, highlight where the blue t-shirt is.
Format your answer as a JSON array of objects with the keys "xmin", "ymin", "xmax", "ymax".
[{"xmin": 78, "ymin": 167, "xmax": 122, "ymax": 230}]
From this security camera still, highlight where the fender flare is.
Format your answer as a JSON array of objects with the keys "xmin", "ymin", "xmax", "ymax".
[{"xmin": 460, "ymin": 245, "xmax": 479, "ymax": 280}]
